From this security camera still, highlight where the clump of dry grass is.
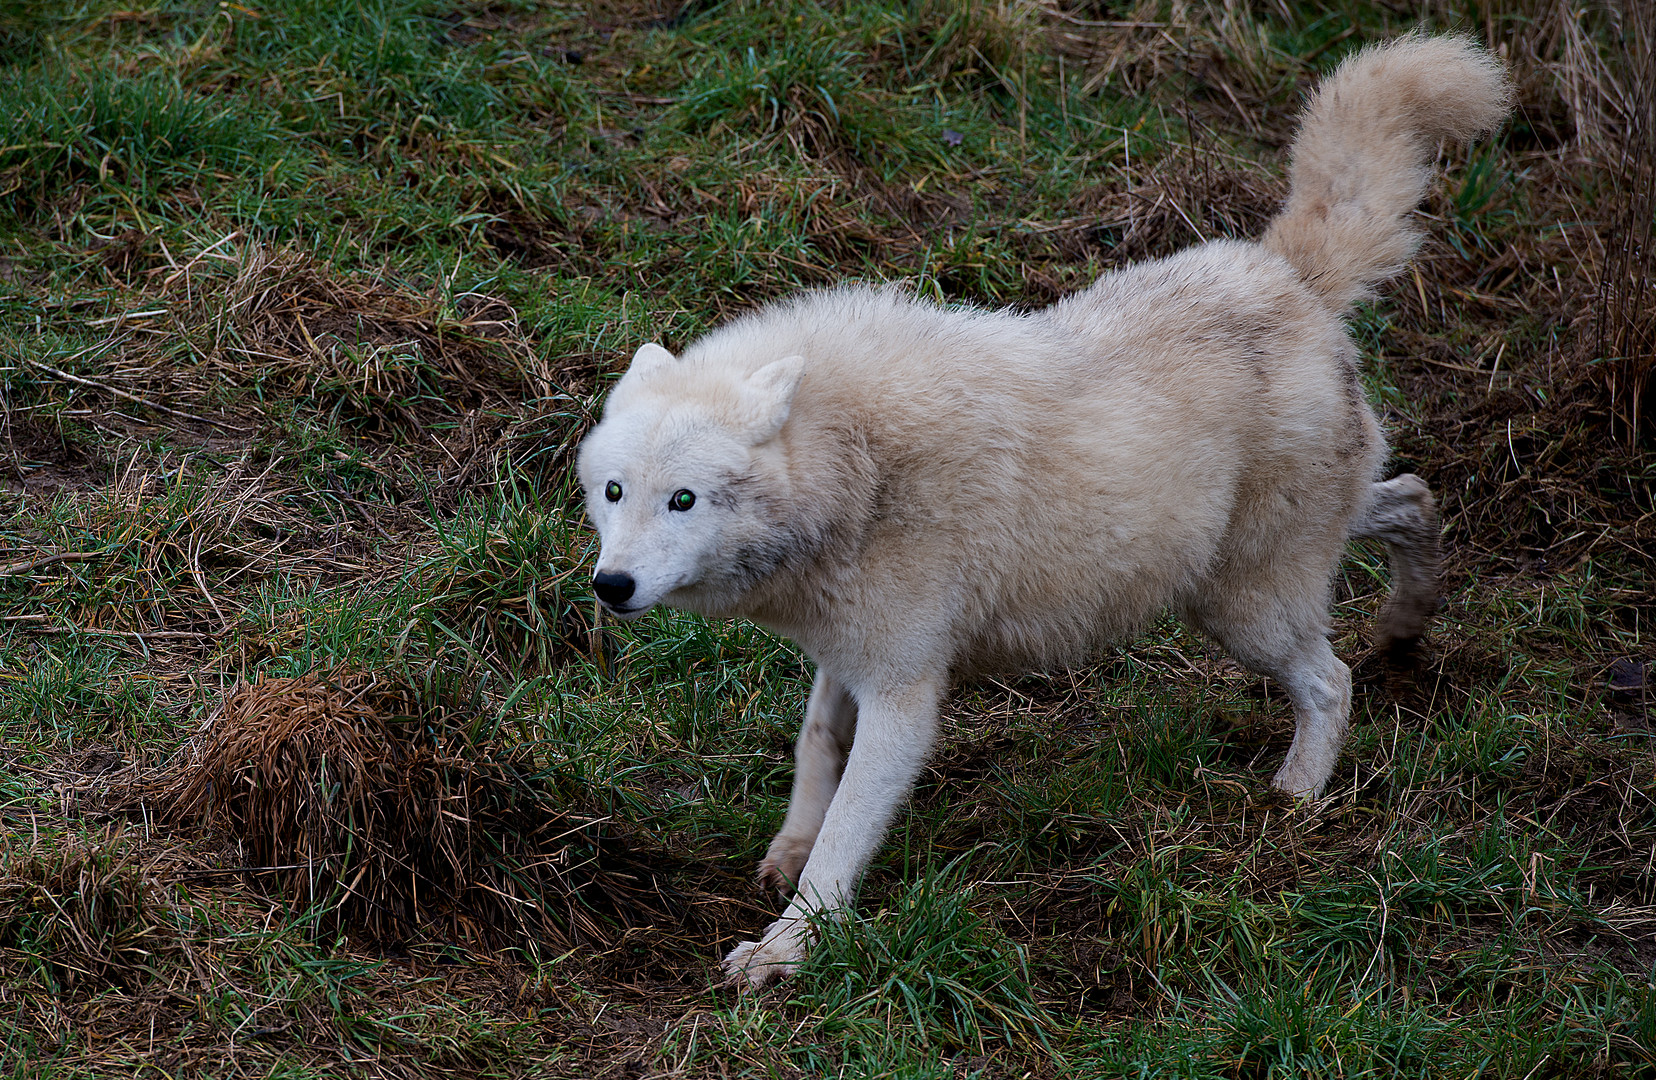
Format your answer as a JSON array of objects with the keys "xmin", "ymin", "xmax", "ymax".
[
  {"xmin": 0, "ymin": 831, "xmax": 172, "ymax": 991},
  {"xmin": 145, "ymin": 668, "xmax": 675, "ymax": 951},
  {"xmin": 193, "ymin": 245, "xmax": 553, "ymax": 429},
  {"xmin": 17, "ymin": 240, "xmax": 557, "ymax": 441}
]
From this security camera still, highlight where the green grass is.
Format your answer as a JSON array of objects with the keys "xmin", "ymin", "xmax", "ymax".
[{"xmin": 0, "ymin": 0, "xmax": 1652, "ymax": 1076}]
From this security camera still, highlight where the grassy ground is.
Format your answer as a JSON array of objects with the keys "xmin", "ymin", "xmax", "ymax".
[{"xmin": 1, "ymin": 1, "xmax": 1652, "ymax": 1076}]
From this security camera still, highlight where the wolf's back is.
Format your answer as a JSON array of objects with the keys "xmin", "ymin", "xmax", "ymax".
[{"xmin": 1262, "ymin": 34, "xmax": 1510, "ymax": 311}]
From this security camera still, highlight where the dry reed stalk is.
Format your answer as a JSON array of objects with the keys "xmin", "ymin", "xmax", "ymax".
[{"xmin": 1588, "ymin": 1, "xmax": 1655, "ymax": 447}]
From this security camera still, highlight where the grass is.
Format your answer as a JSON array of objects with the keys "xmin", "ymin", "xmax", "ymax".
[{"xmin": 0, "ymin": 0, "xmax": 1652, "ymax": 1076}]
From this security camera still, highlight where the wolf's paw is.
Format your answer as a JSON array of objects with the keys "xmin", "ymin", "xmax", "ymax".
[
  {"xmin": 1271, "ymin": 758, "xmax": 1330, "ymax": 799},
  {"xmin": 722, "ymin": 919, "xmax": 806, "ymax": 989},
  {"xmin": 1375, "ymin": 595, "xmax": 1437, "ymax": 661},
  {"xmin": 757, "ymin": 835, "xmax": 813, "ymax": 895}
]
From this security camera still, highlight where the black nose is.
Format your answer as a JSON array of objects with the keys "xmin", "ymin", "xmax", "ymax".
[{"xmin": 592, "ymin": 571, "xmax": 636, "ymax": 607}]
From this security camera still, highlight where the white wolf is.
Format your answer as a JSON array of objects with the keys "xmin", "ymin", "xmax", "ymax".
[{"xmin": 576, "ymin": 35, "xmax": 1510, "ymax": 988}]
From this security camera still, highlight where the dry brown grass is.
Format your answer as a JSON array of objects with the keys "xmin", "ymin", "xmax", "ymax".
[
  {"xmin": 144, "ymin": 668, "xmax": 675, "ymax": 951},
  {"xmin": 8, "ymin": 239, "xmax": 561, "ymax": 462},
  {"xmin": 193, "ymin": 246, "xmax": 553, "ymax": 425},
  {"xmin": 0, "ymin": 830, "xmax": 175, "ymax": 992},
  {"xmin": 0, "ymin": 820, "xmax": 558, "ymax": 1078}
]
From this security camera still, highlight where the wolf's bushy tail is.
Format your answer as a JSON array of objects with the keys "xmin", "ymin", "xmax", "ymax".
[{"xmin": 1262, "ymin": 34, "xmax": 1511, "ymax": 311}]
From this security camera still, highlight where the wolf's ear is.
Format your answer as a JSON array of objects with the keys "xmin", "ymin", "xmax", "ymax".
[
  {"xmin": 739, "ymin": 356, "xmax": 805, "ymax": 443},
  {"xmin": 606, "ymin": 343, "xmax": 677, "ymax": 414}
]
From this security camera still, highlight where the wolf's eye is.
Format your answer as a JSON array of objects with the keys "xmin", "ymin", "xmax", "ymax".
[
  {"xmin": 604, "ymin": 481, "xmax": 622, "ymax": 502},
  {"xmin": 670, "ymin": 489, "xmax": 696, "ymax": 512}
]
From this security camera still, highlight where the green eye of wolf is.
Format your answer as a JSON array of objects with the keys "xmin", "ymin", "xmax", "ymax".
[
  {"xmin": 604, "ymin": 481, "xmax": 622, "ymax": 502},
  {"xmin": 670, "ymin": 489, "xmax": 696, "ymax": 511}
]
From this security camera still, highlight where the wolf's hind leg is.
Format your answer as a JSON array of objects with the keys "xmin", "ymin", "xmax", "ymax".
[
  {"xmin": 758, "ymin": 669, "xmax": 856, "ymax": 894},
  {"xmin": 1351, "ymin": 473, "xmax": 1441, "ymax": 657},
  {"xmin": 1232, "ymin": 631, "xmax": 1353, "ymax": 797},
  {"xmin": 1183, "ymin": 592, "xmax": 1353, "ymax": 798},
  {"xmin": 1267, "ymin": 639, "xmax": 1353, "ymax": 797}
]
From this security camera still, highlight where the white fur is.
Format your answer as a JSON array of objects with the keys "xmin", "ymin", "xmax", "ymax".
[{"xmin": 575, "ymin": 35, "xmax": 1509, "ymax": 988}]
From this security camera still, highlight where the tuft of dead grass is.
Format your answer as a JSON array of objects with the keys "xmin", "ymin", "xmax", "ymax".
[
  {"xmin": 0, "ymin": 830, "xmax": 173, "ymax": 992},
  {"xmin": 193, "ymin": 245, "xmax": 555, "ymax": 430},
  {"xmin": 14, "ymin": 239, "xmax": 561, "ymax": 443},
  {"xmin": 144, "ymin": 668, "xmax": 676, "ymax": 952}
]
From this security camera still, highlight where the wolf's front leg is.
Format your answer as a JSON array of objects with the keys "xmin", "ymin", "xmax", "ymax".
[
  {"xmin": 759, "ymin": 669, "xmax": 857, "ymax": 893},
  {"xmin": 724, "ymin": 677, "xmax": 943, "ymax": 989}
]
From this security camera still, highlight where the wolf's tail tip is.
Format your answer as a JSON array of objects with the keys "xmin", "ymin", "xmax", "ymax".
[
  {"xmin": 1263, "ymin": 33, "xmax": 1513, "ymax": 311},
  {"xmin": 1364, "ymin": 31, "xmax": 1514, "ymax": 140}
]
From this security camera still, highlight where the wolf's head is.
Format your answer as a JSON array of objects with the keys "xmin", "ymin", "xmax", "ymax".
[{"xmin": 576, "ymin": 343, "xmax": 805, "ymax": 619}]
